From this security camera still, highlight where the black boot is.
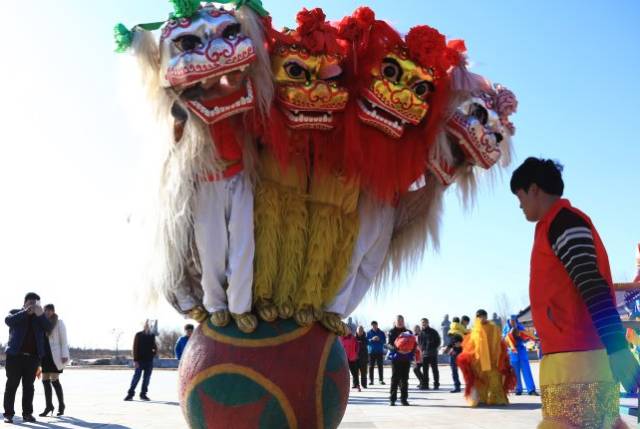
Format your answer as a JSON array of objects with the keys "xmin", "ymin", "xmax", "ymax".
[
  {"xmin": 39, "ymin": 380, "xmax": 54, "ymax": 417},
  {"xmin": 52, "ymin": 380, "xmax": 65, "ymax": 416}
]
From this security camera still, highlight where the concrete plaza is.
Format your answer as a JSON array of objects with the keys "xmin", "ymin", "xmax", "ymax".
[{"xmin": 0, "ymin": 363, "xmax": 635, "ymax": 428}]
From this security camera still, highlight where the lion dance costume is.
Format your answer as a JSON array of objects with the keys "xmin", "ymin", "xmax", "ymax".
[{"xmin": 115, "ymin": 2, "xmax": 518, "ymax": 428}]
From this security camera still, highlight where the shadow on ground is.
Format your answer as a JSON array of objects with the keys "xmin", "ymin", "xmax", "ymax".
[{"xmin": 9, "ymin": 416, "xmax": 133, "ymax": 428}]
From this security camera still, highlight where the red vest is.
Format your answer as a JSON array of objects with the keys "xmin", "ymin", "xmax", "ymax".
[{"xmin": 529, "ymin": 199, "xmax": 615, "ymax": 355}]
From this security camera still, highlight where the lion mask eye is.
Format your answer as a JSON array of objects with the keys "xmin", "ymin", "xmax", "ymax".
[
  {"xmin": 173, "ymin": 34, "xmax": 203, "ymax": 52},
  {"xmin": 412, "ymin": 81, "xmax": 434, "ymax": 100},
  {"xmin": 381, "ymin": 58, "xmax": 402, "ymax": 83},
  {"xmin": 284, "ymin": 61, "xmax": 310, "ymax": 81},
  {"xmin": 469, "ymin": 103, "xmax": 488, "ymax": 125},
  {"xmin": 222, "ymin": 23, "xmax": 241, "ymax": 41}
]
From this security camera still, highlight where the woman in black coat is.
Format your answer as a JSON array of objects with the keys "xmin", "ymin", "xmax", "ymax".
[{"xmin": 355, "ymin": 326, "xmax": 369, "ymax": 388}]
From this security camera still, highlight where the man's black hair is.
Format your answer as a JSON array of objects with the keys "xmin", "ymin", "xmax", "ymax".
[
  {"xmin": 461, "ymin": 315, "xmax": 470, "ymax": 323},
  {"xmin": 184, "ymin": 324, "xmax": 194, "ymax": 331},
  {"xmin": 371, "ymin": 321, "xmax": 378, "ymax": 325},
  {"xmin": 510, "ymin": 157, "xmax": 564, "ymax": 196},
  {"xmin": 476, "ymin": 309, "xmax": 488, "ymax": 318},
  {"xmin": 452, "ymin": 316, "xmax": 460, "ymax": 323},
  {"xmin": 24, "ymin": 292, "xmax": 40, "ymax": 302},
  {"xmin": 421, "ymin": 318, "xmax": 429, "ymax": 323},
  {"xmin": 44, "ymin": 304, "xmax": 55, "ymax": 311}
]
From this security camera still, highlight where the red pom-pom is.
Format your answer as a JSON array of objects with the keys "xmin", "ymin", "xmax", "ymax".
[
  {"xmin": 294, "ymin": 7, "xmax": 343, "ymax": 55},
  {"xmin": 296, "ymin": 7, "xmax": 326, "ymax": 35},
  {"xmin": 353, "ymin": 6, "xmax": 375, "ymax": 27},
  {"xmin": 406, "ymin": 25, "xmax": 447, "ymax": 70},
  {"xmin": 443, "ymin": 39, "xmax": 467, "ymax": 68}
]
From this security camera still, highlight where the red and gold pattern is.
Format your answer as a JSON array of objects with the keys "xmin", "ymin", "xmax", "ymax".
[
  {"xmin": 272, "ymin": 50, "xmax": 347, "ymax": 130},
  {"xmin": 358, "ymin": 49, "xmax": 435, "ymax": 138},
  {"xmin": 179, "ymin": 319, "xmax": 350, "ymax": 429},
  {"xmin": 268, "ymin": 14, "xmax": 348, "ymax": 132},
  {"xmin": 337, "ymin": 7, "xmax": 455, "ymax": 202},
  {"xmin": 159, "ymin": 4, "xmax": 257, "ymax": 124}
]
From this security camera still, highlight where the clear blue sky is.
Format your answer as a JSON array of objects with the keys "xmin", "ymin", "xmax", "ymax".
[{"xmin": 1, "ymin": 1, "xmax": 638, "ymax": 347}]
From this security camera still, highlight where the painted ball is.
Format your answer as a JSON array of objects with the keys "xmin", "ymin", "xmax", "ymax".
[{"xmin": 178, "ymin": 319, "xmax": 350, "ymax": 429}]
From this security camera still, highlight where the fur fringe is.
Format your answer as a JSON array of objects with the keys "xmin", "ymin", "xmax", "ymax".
[
  {"xmin": 323, "ymin": 210, "xmax": 359, "ymax": 305},
  {"xmin": 373, "ymin": 177, "xmax": 445, "ymax": 295},
  {"xmin": 274, "ymin": 187, "xmax": 309, "ymax": 307},
  {"xmin": 297, "ymin": 204, "xmax": 340, "ymax": 311},
  {"xmin": 252, "ymin": 180, "xmax": 281, "ymax": 302},
  {"xmin": 456, "ymin": 352, "xmax": 477, "ymax": 399}
]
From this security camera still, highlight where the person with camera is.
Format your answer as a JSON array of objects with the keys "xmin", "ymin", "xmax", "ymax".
[{"xmin": 3, "ymin": 292, "xmax": 52, "ymax": 424}]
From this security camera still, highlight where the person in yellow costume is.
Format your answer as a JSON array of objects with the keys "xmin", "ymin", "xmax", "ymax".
[{"xmin": 457, "ymin": 309, "xmax": 515, "ymax": 407}]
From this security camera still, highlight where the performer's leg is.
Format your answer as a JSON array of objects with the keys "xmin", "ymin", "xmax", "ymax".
[
  {"xmin": 519, "ymin": 350, "xmax": 536, "ymax": 393},
  {"xmin": 194, "ymin": 180, "xmax": 229, "ymax": 314},
  {"xmin": 511, "ymin": 353, "xmax": 523, "ymax": 394},
  {"xmin": 342, "ymin": 205, "xmax": 395, "ymax": 316},
  {"xmin": 227, "ymin": 173, "xmax": 255, "ymax": 315}
]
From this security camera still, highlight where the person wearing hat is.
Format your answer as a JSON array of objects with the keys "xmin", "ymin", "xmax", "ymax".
[{"xmin": 503, "ymin": 315, "xmax": 537, "ymax": 396}]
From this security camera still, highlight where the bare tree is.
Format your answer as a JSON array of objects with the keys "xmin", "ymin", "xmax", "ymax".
[
  {"xmin": 157, "ymin": 329, "xmax": 181, "ymax": 358},
  {"xmin": 494, "ymin": 292, "xmax": 513, "ymax": 324}
]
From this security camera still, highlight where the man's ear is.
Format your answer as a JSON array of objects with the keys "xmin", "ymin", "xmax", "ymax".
[{"xmin": 528, "ymin": 183, "xmax": 540, "ymax": 196}]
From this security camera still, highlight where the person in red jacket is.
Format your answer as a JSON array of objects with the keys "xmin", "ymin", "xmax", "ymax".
[
  {"xmin": 341, "ymin": 328, "xmax": 361, "ymax": 392},
  {"xmin": 511, "ymin": 157, "xmax": 640, "ymax": 428}
]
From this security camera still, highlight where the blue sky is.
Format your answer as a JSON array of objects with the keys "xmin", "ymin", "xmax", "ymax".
[{"xmin": 1, "ymin": 1, "xmax": 638, "ymax": 347}]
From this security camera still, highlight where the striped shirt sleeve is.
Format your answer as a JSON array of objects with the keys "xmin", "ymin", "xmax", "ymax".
[{"xmin": 547, "ymin": 208, "xmax": 627, "ymax": 354}]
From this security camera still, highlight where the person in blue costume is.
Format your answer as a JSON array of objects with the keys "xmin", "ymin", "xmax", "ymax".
[{"xmin": 502, "ymin": 315, "xmax": 538, "ymax": 396}]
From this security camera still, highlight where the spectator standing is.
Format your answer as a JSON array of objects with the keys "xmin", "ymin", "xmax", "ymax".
[
  {"xmin": 341, "ymin": 327, "xmax": 361, "ymax": 391},
  {"xmin": 124, "ymin": 320, "xmax": 158, "ymax": 401},
  {"xmin": 175, "ymin": 324, "xmax": 194, "ymax": 360},
  {"xmin": 366, "ymin": 321, "xmax": 386, "ymax": 385},
  {"xmin": 346, "ymin": 317, "xmax": 357, "ymax": 335},
  {"xmin": 440, "ymin": 314, "xmax": 451, "ymax": 346},
  {"xmin": 412, "ymin": 325, "xmax": 425, "ymax": 389},
  {"xmin": 355, "ymin": 326, "xmax": 368, "ymax": 388},
  {"xmin": 3, "ymin": 292, "xmax": 51, "ymax": 424},
  {"xmin": 388, "ymin": 317, "xmax": 415, "ymax": 406},
  {"xmin": 418, "ymin": 318, "xmax": 441, "ymax": 390},
  {"xmin": 444, "ymin": 316, "xmax": 468, "ymax": 393},
  {"xmin": 491, "ymin": 313, "xmax": 503, "ymax": 331},
  {"xmin": 39, "ymin": 304, "xmax": 69, "ymax": 417},
  {"xmin": 461, "ymin": 315, "xmax": 470, "ymax": 331}
]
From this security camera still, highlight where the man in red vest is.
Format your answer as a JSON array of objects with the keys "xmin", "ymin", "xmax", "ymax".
[{"xmin": 511, "ymin": 157, "xmax": 639, "ymax": 428}]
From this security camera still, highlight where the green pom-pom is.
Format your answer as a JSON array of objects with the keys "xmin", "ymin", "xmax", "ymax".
[
  {"xmin": 114, "ymin": 23, "xmax": 133, "ymax": 53},
  {"xmin": 169, "ymin": 0, "xmax": 201, "ymax": 19}
]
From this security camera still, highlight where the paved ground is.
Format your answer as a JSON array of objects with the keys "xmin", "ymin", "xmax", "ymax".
[{"xmin": 0, "ymin": 363, "xmax": 635, "ymax": 428}]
